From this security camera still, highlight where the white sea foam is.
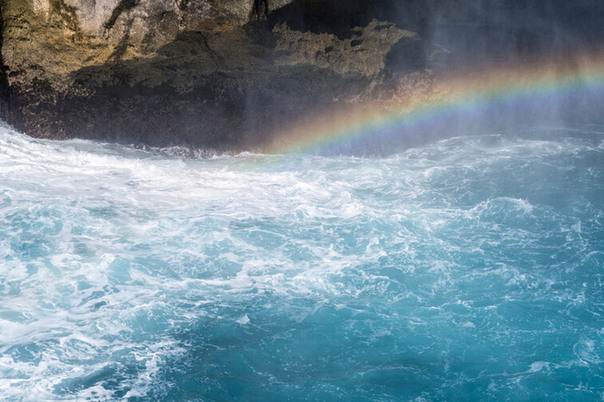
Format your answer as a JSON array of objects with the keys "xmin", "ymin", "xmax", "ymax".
[{"xmin": 1, "ymin": 122, "xmax": 603, "ymax": 399}]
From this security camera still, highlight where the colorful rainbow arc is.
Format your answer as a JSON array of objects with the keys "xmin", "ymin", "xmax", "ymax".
[{"xmin": 266, "ymin": 53, "xmax": 604, "ymax": 155}]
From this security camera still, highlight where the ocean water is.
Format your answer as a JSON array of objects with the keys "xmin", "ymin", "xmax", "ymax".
[{"xmin": 0, "ymin": 121, "xmax": 603, "ymax": 401}]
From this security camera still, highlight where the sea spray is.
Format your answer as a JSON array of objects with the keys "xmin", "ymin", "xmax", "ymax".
[{"xmin": 1, "ymin": 122, "xmax": 603, "ymax": 400}]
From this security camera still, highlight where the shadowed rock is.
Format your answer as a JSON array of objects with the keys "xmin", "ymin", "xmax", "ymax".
[{"xmin": 1, "ymin": 0, "xmax": 603, "ymax": 149}]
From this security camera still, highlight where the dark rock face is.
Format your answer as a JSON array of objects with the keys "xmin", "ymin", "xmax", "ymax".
[
  {"xmin": 0, "ymin": 6, "xmax": 10, "ymax": 118},
  {"xmin": 1, "ymin": 0, "xmax": 603, "ymax": 150}
]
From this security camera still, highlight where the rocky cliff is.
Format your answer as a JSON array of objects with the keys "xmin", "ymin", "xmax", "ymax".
[{"xmin": 1, "ymin": 0, "xmax": 602, "ymax": 150}]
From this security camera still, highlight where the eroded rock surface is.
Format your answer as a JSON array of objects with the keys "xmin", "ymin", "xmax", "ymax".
[
  {"xmin": 1, "ymin": 0, "xmax": 416, "ymax": 148},
  {"xmin": 1, "ymin": 0, "xmax": 603, "ymax": 149}
]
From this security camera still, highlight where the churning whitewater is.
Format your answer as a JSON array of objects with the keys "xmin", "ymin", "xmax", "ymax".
[{"xmin": 1, "ymin": 121, "xmax": 603, "ymax": 400}]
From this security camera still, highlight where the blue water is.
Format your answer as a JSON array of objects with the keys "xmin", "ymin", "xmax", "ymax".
[{"xmin": 1, "ymin": 121, "xmax": 603, "ymax": 400}]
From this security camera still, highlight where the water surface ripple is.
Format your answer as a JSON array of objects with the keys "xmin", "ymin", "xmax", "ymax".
[{"xmin": 1, "ymin": 124, "xmax": 603, "ymax": 400}]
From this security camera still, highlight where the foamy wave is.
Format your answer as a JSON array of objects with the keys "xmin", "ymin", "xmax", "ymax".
[{"xmin": 1, "ymin": 122, "xmax": 603, "ymax": 399}]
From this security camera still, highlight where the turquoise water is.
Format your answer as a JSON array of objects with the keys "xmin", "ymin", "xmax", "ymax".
[{"xmin": 0, "ymin": 122, "xmax": 603, "ymax": 400}]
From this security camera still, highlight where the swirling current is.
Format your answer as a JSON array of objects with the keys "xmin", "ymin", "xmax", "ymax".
[{"xmin": 1, "ymin": 122, "xmax": 603, "ymax": 400}]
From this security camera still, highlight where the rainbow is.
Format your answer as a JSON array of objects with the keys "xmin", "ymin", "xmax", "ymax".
[{"xmin": 267, "ymin": 53, "xmax": 604, "ymax": 155}]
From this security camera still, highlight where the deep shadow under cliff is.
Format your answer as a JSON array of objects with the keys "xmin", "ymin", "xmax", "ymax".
[
  {"xmin": 0, "ymin": 6, "xmax": 10, "ymax": 120},
  {"xmin": 2, "ymin": 0, "xmax": 604, "ymax": 150}
]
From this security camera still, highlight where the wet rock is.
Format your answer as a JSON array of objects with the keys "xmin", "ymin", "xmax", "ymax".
[
  {"xmin": 0, "ymin": 0, "xmax": 405, "ymax": 148},
  {"xmin": 1, "ymin": 0, "xmax": 603, "ymax": 149}
]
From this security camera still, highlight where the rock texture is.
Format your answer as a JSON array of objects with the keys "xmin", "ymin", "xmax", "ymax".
[{"xmin": 1, "ymin": 0, "xmax": 603, "ymax": 149}]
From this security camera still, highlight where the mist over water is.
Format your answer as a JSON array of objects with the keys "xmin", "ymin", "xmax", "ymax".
[
  {"xmin": 1, "ymin": 119, "xmax": 603, "ymax": 400},
  {"xmin": 1, "ymin": 2, "xmax": 604, "ymax": 399}
]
